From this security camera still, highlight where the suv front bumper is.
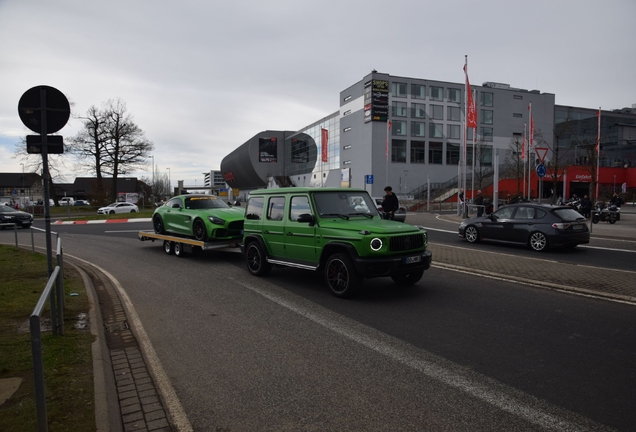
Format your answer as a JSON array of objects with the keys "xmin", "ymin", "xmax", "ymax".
[{"xmin": 354, "ymin": 249, "xmax": 432, "ymax": 277}]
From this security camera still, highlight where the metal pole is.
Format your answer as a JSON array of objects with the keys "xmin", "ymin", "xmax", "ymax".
[
  {"xmin": 30, "ymin": 315, "xmax": 48, "ymax": 432},
  {"xmin": 427, "ymin": 175, "xmax": 430, "ymax": 212},
  {"xmin": 40, "ymin": 88, "xmax": 54, "ymax": 278},
  {"xmin": 494, "ymin": 148, "xmax": 499, "ymax": 211}
]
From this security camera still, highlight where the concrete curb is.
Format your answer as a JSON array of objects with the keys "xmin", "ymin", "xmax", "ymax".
[{"xmin": 71, "ymin": 262, "xmax": 123, "ymax": 432}]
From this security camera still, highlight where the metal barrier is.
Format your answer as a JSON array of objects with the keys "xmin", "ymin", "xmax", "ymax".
[
  {"xmin": 0, "ymin": 222, "xmax": 19, "ymax": 250},
  {"xmin": 28, "ymin": 235, "xmax": 65, "ymax": 432}
]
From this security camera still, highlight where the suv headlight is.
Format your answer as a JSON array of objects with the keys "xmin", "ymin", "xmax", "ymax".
[
  {"xmin": 370, "ymin": 238, "xmax": 383, "ymax": 251},
  {"xmin": 208, "ymin": 216, "xmax": 225, "ymax": 225}
]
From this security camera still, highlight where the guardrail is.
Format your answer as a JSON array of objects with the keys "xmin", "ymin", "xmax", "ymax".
[{"xmin": 26, "ymin": 232, "xmax": 65, "ymax": 432}]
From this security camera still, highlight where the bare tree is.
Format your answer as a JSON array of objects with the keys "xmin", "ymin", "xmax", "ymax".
[
  {"xmin": 503, "ymin": 137, "xmax": 524, "ymax": 196},
  {"xmin": 68, "ymin": 98, "xmax": 154, "ymax": 202},
  {"xmin": 471, "ymin": 139, "xmax": 492, "ymax": 191}
]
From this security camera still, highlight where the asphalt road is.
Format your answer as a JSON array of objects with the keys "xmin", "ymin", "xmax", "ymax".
[{"xmin": 3, "ymin": 215, "xmax": 635, "ymax": 431}]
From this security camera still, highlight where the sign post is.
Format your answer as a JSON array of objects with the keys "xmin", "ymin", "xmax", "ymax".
[{"xmin": 18, "ymin": 86, "xmax": 70, "ymax": 280}]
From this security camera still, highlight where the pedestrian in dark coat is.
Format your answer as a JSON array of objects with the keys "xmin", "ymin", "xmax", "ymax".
[
  {"xmin": 381, "ymin": 186, "xmax": 399, "ymax": 220},
  {"xmin": 580, "ymin": 195, "xmax": 592, "ymax": 218},
  {"xmin": 475, "ymin": 190, "xmax": 484, "ymax": 217}
]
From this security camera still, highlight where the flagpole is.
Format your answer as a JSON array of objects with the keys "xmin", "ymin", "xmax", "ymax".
[
  {"xmin": 386, "ymin": 120, "xmax": 391, "ymax": 187},
  {"xmin": 528, "ymin": 102, "xmax": 532, "ymax": 199},
  {"xmin": 522, "ymin": 123, "xmax": 526, "ymax": 199},
  {"xmin": 596, "ymin": 107, "xmax": 601, "ymax": 200},
  {"xmin": 471, "ymin": 87, "xmax": 476, "ymax": 203},
  {"xmin": 462, "ymin": 55, "xmax": 468, "ymax": 217}
]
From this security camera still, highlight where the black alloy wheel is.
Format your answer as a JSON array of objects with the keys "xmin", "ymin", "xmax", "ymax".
[
  {"xmin": 325, "ymin": 253, "xmax": 362, "ymax": 298},
  {"xmin": 246, "ymin": 242, "xmax": 271, "ymax": 276},
  {"xmin": 193, "ymin": 219, "xmax": 206, "ymax": 241},
  {"xmin": 153, "ymin": 215, "xmax": 165, "ymax": 234}
]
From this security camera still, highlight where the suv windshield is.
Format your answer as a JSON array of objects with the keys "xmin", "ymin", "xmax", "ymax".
[{"xmin": 313, "ymin": 192, "xmax": 378, "ymax": 217}]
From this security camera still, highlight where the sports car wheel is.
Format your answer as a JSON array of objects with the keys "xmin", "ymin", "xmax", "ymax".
[
  {"xmin": 109, "ymin": 210, "xmax": 115, "ymax": 214},
  {"xmin": 529, "ymin": 232, "xmax": 548, "ymax": 251},
  {"xmin": 464, "ymin": 225, "xmax": 479, "ymax": 243},
  {"xmin": 163, "ymin": 240, "xmax": 174, "ymax": 255},
  {"xmin": 246, "ymin": 242, "xmax": 271, "ymax": 276},
  {"xmin": 325, "ymin": 253, "xmax": 362, "ymax": 298},
  {"xmin": 130, "ymin": 209, "xmax": 136, "ymax": 213},
  {"xmin": 153, "ymin": 215, "xmax": 165, "ymax": 234},
  {"xmin": 193, "ymin": 219, "xmax": 206, "ymax": 241},
  {"xmin": 390, "ymin": 269, "xmax": 424, "ymax": 285}
]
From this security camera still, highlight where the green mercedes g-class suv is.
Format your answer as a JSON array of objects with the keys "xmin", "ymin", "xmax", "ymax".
[{"xmin": 242, "ymin": 187, "xmax": 432, "ymax": 298}]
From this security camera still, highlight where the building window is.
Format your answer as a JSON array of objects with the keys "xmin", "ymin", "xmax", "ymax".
[
  {"xmin": 431, "ymin": 86, "xmax": 443, "ymax": 101},
  {"xmin": 481, "ymin": 109, "xmax": 493, "ymax": 124},
  {"xmin": 392, "ymin": 101, "xmax": 407, "ymax": 117},
  {"xmin": 481, "ymin": 92, "xmax": 493, "ymax": 107},
  {"xmin": 481, "ymin": 146, "xmax": 493, "ymax": 166},
  {"xmin": 447, "ymin": 88, "xmax": 461, "ymax": 103},
  {"xmin": 392, "ymin": 139, "xmax": 407, "ymax": 162},
  {"xmin": 448, "ymin": 106, "xmax": 461, "ymax": 122},
  {"xmin": 391, "ymin": 82, "xmax": 407, "ymax": 98},
  {"xmin": 431, "ymin": 104, "xmax": 444, "ymax": 120},
  {"xmin": 429, "ymin": 142, "xmax": 443, "ymax": 164},
  {"xmin": 513, "ymin": 95, "xmax": 523, "ymax": 100},
  {"xmin": 430, "ymin": 122, "xmax": 443, "ymax": 138},
  {"xmin": 411, "ymin": 141, "xmax": 426, "ymax": 163},
  {"xmin": 446, "ymin": 143, "xmax": 460, "ymax": 165},
  {"xmin": 411, "ymin": 122, "xmax": 425, "ymax": 137},
  {"xmin": 448, "ymin": 124, "xmax": 460, "ymax": 140},
  {"xmin": 411, "ymin": 103, "xmax": 426, "ymax": 118},
  {"xmin": 411, "ymin": 84, "xmax": 426, "ymax": 99},
  {"xmin": 392, "ymin": 120, "xmax": 407, "ymax": 136},
  {"xmin": 513, "ymin": 113, "xmax": 522, "ymax": 118},
  {"xmin": 480, "ymin": 127, "xmax": 493, "ymax": 141}
]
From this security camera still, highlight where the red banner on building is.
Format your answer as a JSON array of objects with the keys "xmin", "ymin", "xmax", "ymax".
[{"xmin": 321, "ymin": 128, "xmax": 328, "ymax": 162}]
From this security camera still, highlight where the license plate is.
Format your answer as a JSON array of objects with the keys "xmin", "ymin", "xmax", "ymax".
[
  {"xmin": 404, "ymin": 255, "xmax": 421, "ymax": 264},
  {"xmin": 572, "ymin": 224, "xmax": 583, "ymax": 231}
]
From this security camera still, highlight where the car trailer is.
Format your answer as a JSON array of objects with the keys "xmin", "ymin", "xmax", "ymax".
[{"xmin": 138, "ymin": 231, "xmax": 241, "ymax": 257}]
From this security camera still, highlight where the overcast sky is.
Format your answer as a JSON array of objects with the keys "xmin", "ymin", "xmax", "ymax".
[{"xmin": 1, "ymin": 0, "xmax": 635, "ymax": 189}]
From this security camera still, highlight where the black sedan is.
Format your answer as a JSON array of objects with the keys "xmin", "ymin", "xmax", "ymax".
[
  {"xmin": 0, "ymin": 206, "xmax": 33, "ymax": 229},
  {"xmin": 458, "ymin": 203, "xmax": 589, "ymax": 251}
]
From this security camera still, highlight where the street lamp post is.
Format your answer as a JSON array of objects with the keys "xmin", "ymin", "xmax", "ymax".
[
  {"xmin": 21, "ymin": 163, "xmax": 25, "ymax": 208},
  {"xmin": 167, "ymin": 167, "xmax": 171, "ymax": 197}
]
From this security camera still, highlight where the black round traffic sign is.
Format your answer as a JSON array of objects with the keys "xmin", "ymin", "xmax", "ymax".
[{"xmin": 18, "ymin": 85, "xmax": 70, "ymax": 134}]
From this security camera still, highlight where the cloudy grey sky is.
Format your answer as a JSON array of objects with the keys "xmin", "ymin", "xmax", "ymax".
[{"xmin": 1, "ymin": 0, "xmax": 635, "ymax": 188}]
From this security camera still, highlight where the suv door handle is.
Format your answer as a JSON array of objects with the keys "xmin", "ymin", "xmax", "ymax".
[
  {"xmin": 264, "ymin": 230, "xmax": 269, "ymax": 234},
  {"xmin": 287, "ymin": 232, "xmax": 293, "ymax": 236}
]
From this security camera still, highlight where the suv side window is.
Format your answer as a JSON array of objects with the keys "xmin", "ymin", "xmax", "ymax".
[
  {"xmin": 246, "ymin": 197, "xmax": 264, "ymax": 220},
  {"xmin": 290, "ymin": 196, "xmax": 311, "ymax": 221},
  {"xmin": 267, "ymin": 196, "xmax": 285, "ymax": 221}
]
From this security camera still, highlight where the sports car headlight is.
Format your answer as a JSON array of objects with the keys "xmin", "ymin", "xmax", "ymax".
[
  {"xmin": 370, "ymin": 238, "xmax": 383, "ymax": 251},
  {"xmin": 208, "ymin": 216, "xmax": 225, "ymax": 225}
]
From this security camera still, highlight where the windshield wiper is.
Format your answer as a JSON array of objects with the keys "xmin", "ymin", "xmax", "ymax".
[
  {"xmin": 321, "ymin": 213, "xmax": 350, "ymax": 220},
  {"xmin": 349, "ymin": 212, "xmax": 374, "ymax": 218}
]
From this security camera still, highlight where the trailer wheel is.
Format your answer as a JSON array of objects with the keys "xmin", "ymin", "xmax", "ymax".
[
  {"xmin": 163, "ymin": 240, "xmax": 174, "ymax": 255},
  {"xmin": 174, "ymin": 242, "xmax": 185, "ymax": 257}
]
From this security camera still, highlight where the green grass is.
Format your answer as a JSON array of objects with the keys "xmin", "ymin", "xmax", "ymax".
[
  {"xmin": 0, "ymin": 246, "xmax": 96, "ymax": 432},
  {"xmin": 45, "ymin": 206, "xmax": 155, "ymax": 221}
]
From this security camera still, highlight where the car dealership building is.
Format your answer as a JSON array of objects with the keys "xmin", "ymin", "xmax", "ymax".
[{"xmin": 221, "ymin": 71, "xmax": 636, "ymax": 201}]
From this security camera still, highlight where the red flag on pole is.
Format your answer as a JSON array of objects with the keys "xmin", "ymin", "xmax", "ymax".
[
  {"xmin": 464, "ymin": 65, "xmax": 477, "ymax": 128},
  {"xmin": 321, "ymin": 128, "xmax": 328, "ymax": 162},
  {"xmin": 528, "ymin": 104, "xmax": 534, "ymax": 148},
  {"xmin": 386, "ymin": 120, "xmax": 392, "ymax": 159},
  {"xmin": 521, "ymin": 127, "xmax": 526, "ymax": 160},
  {"xmin": 595, "ymin": 109, "xmax": 601, "ymax": 153}
]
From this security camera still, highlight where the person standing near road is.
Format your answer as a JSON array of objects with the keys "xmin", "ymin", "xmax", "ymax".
[
  {"xmin": 381, "ymin": 186, "xmax": 399, "ymax": 220},
  {"xmin": 580, "ymin": 194, "xmax": 592, "ymax": 218},
  {"xmin": 475, "ymin": 190, "xmax": 484, "ymax": 217}
]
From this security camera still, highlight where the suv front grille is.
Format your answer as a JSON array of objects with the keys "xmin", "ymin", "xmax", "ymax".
[{"xmin": 389, "ymin": 234, "xmax": 424, "ymax": 252}]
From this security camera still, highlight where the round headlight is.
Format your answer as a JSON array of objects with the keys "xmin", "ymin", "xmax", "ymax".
[{"xmin": 370, "ymin": 238, "xmax": 383, "ymax": 251}]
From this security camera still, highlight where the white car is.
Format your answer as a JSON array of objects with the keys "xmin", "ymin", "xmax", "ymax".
[
  {"xmin": 59, "ymin": 197, "xmax": 75, "ymax": 206},
  {"xmin": 97, "ymin": 202, "xmax": 139, "ymax": 215}
]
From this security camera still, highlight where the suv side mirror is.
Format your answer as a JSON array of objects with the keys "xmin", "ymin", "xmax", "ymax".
[{"xmin": 297, "ymin": 213, "xmax": 315, "ymax": 225}]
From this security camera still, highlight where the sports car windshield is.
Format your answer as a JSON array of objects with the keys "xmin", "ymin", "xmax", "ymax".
[{"xmin": 185, "ymin": 196, "xmax": 230, "ymax": 210}]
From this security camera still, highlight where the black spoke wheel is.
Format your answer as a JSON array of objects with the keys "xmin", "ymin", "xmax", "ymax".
[
  {"xmin": 529, "ymin": 232, "xmax": 548, "ymax": 251},
  {"xmin": 193, "ymin": 219, "xmax": 206, "ymax": 241},
  {"xmin": 325, "ymin": 253, "xmax": 362, "ymax": 298},
  {"xmin": 464, "ymin": 225, "xmax": 479, "ymax": 243},
  {"xmin": 163, "ymin": 240, "xmax": 174, "ymax": 255},
  {"xmin": 246, "ymin": 242, "xmax": 271, "ymax": 276},
  {"xmin": 391, "ymin": 269, "xmax": 424, "ymax": 285},
  {"xmin": 154, "ymin": 215, "xmax": 165, "ymax": 234}
]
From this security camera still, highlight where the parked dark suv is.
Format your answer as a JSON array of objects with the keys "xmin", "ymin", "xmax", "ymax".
[{"xmin": 242, "ymin": 188, "xmax": 432, "ymax": 298}]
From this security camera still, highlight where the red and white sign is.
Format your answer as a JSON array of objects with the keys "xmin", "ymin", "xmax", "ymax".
[{"xmin": 535, "ymin": 147, "xmax": 549, "ymax": 163}]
